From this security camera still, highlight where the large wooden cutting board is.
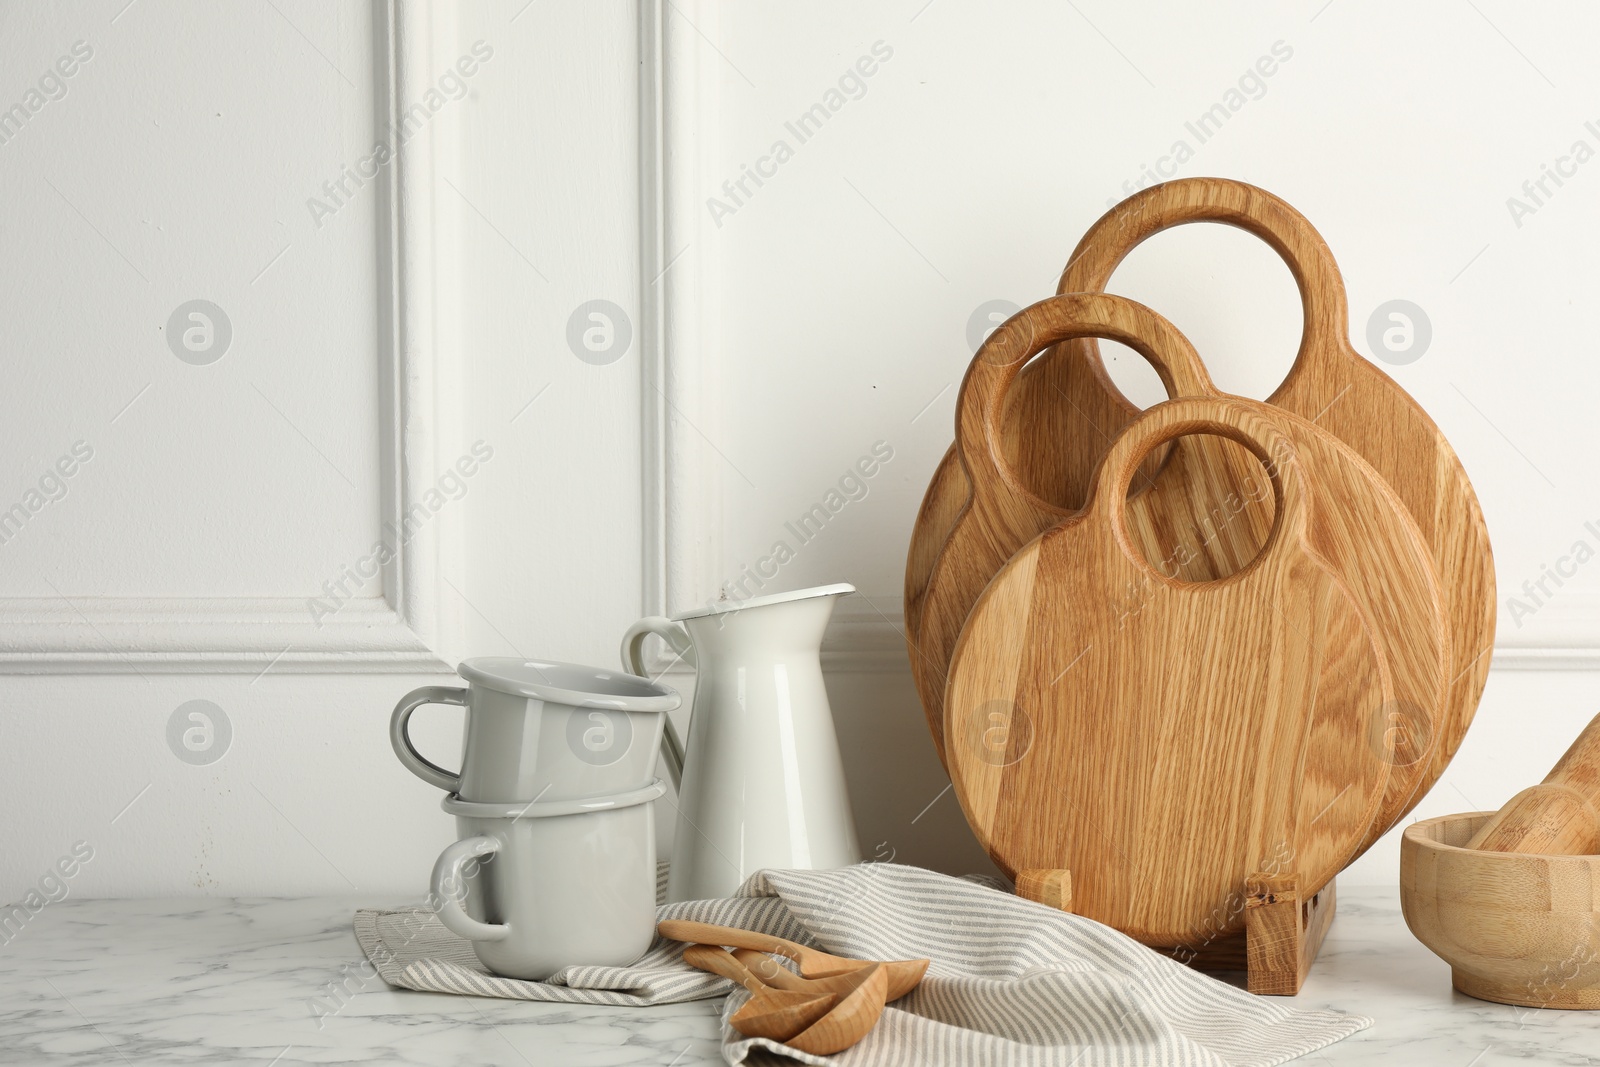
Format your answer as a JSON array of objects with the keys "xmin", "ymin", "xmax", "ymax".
[
  {"xmin": 945, "ymin": 396, "xmax": 1433, "ymax": 946},
  {"xmin": 906, "ymin": 178, "xmax": 1492, "ymax": 848}
]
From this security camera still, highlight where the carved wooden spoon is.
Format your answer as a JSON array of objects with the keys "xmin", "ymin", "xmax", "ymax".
[
  {"xmin": 730, "ymin": 948, "xmax": 889, "ymax": 1056},
  {"xmin": 732, "ymin": 947, "xmax": 894, "ymax": 998},
  {"xmin": 680, "ymin": 944, "xmax": 836, "ymax": 1041},
  {"xmin": 658, "ymin": 918, "xmax": 929, "ymax": 1000}
]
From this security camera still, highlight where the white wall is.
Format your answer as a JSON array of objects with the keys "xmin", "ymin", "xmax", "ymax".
[
  {"xmin": 0, "ymin": 0, "xmax": 650, "ymax": 900},
  {"xmin": 1, "ymin": 0, "xmax": 1596, "ymax": 905}
]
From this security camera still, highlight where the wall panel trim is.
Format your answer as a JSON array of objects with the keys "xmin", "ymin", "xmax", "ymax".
[{"xmin": 0, "ymin": 0, "xmax": 460, "ymax": 675}]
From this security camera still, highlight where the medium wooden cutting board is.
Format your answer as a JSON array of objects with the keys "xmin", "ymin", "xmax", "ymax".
[
  {"xmin": 911, "ymin": 294, "xmax": 1274, "ymax": 760},
  {"xmin": 906, "ymin": 178, "xmax": 1492, "ymax": 848},
  {"xmin": 913, "ymin": 293, "xmax": 1451, "ymax": 840},
  {"xmin": 928, "ymin": 298, "xmax": 1447, "ymax": 927},
  {"xmin": 944, "ymin": 396, "xmax": 1432, "ymax": 946}
]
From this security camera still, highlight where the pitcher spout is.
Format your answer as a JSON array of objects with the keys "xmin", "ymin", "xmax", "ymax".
[{"xmin": 682, "ymin": 583, "xmax": 853, "ymax": 649}]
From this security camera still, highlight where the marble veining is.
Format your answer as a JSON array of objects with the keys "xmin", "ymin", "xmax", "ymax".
[{"xmin": 0, "ymin": 887, "xmax": 1592, "ymax": 1065}]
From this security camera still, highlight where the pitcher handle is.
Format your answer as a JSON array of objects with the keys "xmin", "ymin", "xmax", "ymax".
[
  {"xmin": 620, "ymin": 617, "xmax": 693, "ymax": 791},
  {"xmin": 430, "ymin": 835, "xmax": 510, "ymax": 942},
  {"xmin": 390, "ymin": 686, "xmax": 468, "ymax": 792}
]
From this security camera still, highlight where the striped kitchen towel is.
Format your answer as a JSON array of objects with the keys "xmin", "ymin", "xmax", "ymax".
[{"xmin": 354, "ymin": 863, "xmax": 1370, "ymax": 1066}]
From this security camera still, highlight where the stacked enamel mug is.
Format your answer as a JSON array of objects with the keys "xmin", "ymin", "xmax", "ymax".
[{"xmin": 390, "ymin": 658, "xmax": 681, "ymax": 980}]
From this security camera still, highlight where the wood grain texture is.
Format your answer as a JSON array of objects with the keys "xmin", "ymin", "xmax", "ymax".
[
  {"xmin": 1242, "ymin": 876, "xmax": 1337, "ymax": 996},
  {"xmin": 681, "ymin": 945, "xmax": 837, "ymax": 1041},
  {"xmin": 921, "ymin": 295, "xmax": 1449, "ymax": 908},
  {"xmin": 771, "ymin": 962, "xmax": 889, "ymax": 1056},
  {"xmin": 944, "ymin": 396, "xmax": 1439, "ymax": 946},
  {"xmin": 729, "ymin": 947, "xmax": 897, "ymax": 1052},
  {"xmin": 1465, "ymin": 712, "xmax": 1600, "ymax": 854},
  {"xmin": 904, "ymin": 179, "xmax": 1494, "ymax": 853},
  {"xmin": 1403, "ymin": 812, "xmax": 1600, "ymax": 1009},
  {"xmin": 1015, "ymin": 865, "xmax": 1333, "ymax": 995},
  {"xmin": 912, "ymin": 293, "xmax": 1273, "ymax": 760},
  {"xmin": 730, "ymin": 948, "xmax": 904, "ymax": 1040},
  {"xmin": 656, "ymin": 919, "xmax": 928, "ymax": 1001},
  {"xmin": 1016, "ymin": 868, "xmax": 1072, "ymax": 911}
]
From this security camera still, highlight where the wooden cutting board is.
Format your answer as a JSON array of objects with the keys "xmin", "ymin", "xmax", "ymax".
[
  {"xmin": 945, "ymin": 396, "xmax": 1426, "ymax": 946},
  {"xmin": 911, "ymin": 294, "xmax": 1274, "ymax": 760},
  {"xmin": 906, "ymin": 178, "xmax": 1493, "ymax": 848},
  {"xmin": 912, "ymin": 292, "xmax": 1452, "ymax": 835},
  {"xmin": 927, "ymin": 296, "xmax": 1448, "ymax": 921}
]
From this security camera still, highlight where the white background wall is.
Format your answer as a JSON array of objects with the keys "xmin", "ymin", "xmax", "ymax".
[{"xmin": 2, "ymin": 0, "xmax": 1597, "ymax": 905}]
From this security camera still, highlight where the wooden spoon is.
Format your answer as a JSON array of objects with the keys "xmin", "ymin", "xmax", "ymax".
[
  {"xmin": 730, "ymin": 947, "xmax": 885, "ymax": 996},
  {"xmin": 658, "ymin": 918, "xmax": 929, "ymax": 1000},
  {"xmin": 680, "ymin": 944, "xmax": 836, "ymax": 1042},
  {"xmin": 1465, "ymin": 711, "xmax": 1600, "ymax": 854},
  {"xmin": 731, "ymin": 948, "xmax": 889, "ymax": 1056}
]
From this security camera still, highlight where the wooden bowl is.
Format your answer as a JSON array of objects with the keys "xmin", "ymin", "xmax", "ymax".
[{"xmin": 1401, "ymin": 812, "xmax": 1600, "ymax": 1009}]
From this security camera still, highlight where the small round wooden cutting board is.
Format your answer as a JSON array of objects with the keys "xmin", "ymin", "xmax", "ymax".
[{"xmin": 944, "ymin": 394, "xmax": 1447, "ymax": 947}]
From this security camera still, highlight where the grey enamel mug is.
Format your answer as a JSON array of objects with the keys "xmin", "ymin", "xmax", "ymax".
[
  {"xmin": 390, "ymin": 658, "xmax": 681, "ymax": 803},
  {"xmin": 430, "ymin": 779, "xmax": 664, "ymax": 980}
]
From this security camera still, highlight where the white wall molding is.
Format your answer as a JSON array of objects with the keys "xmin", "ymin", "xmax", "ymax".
[
  {"xmin": 662, "ymin": 0, "xmax": 726, "ymax": 624},
  {"xmin": 382, "ymin": 0, "xmax": 463, "ymax": 672},
  {"xmin": 639, "ymin": 0, "xmax": 669, "ymax": 624},
  {"xmin": 821, "ymin": 600, "xmax": 1600, "ymax": 674},
  {"xmin": 0, "ymin": 0, "xmax": 460, "ymax": 676},
  {"xmin": 0, "ymin": 597, "xmax": 440, "ymax": 674},
  {"xmin": 636, "ymin": 0, "xmax": 727, "ymax": 673},
  {"xmin": 1488, "ymin": 592, "xmax": 1600, "ymax": 669},
  {"xmin": 829, "ymin": 587, "xmax": 1600, "ymax": 672},
  {"xmin": 1494, "ymin": 648, "xmax": 1600, "ymax": 670},
  {"xmin": 821, "ymin": 598, "xmax": 913, "ymax": 673}
]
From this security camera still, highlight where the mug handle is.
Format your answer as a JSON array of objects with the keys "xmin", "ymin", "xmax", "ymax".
[
  {"xmin": 430, "ymin": 835, "xmax": 510, "ymax": 942},
  {"xmin": 390, "ymin": 686, "xmax": 468, "ymax": 792},
  {"xmin": 619, "ymin": 617, "xmax": 693, "ymax": 791}
]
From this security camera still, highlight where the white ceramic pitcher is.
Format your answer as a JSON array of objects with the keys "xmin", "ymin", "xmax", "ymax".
[{"xmin": 621, "ymin": 583, "xmax": 861, "ymax": 902}]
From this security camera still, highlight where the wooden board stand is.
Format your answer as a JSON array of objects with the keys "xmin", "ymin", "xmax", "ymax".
[{"xmin": 1017, "ymin": 869, "xmax": 1337, "ymax": 996}]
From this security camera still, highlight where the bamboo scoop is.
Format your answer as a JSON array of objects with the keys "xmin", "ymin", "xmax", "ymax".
[
  {"xmin": 1466, "ymin": 712, "xmax": 1600, "ymax": 853},
  {"xmin": 681, "ymin": 944, "xmax": 836, "ymax": 1041},
  {"xmin": 657, "ymin": 918, "xmax": 929, "ymax": 1000},
  {"xmin": 727, "ymin": 948, "xmax": 889, "ymax": 1056}
]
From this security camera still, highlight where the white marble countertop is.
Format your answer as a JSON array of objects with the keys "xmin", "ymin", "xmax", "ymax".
[{"xmin": 0, "ymin": 885, "xmax": 1592, "ymax": 1065}]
